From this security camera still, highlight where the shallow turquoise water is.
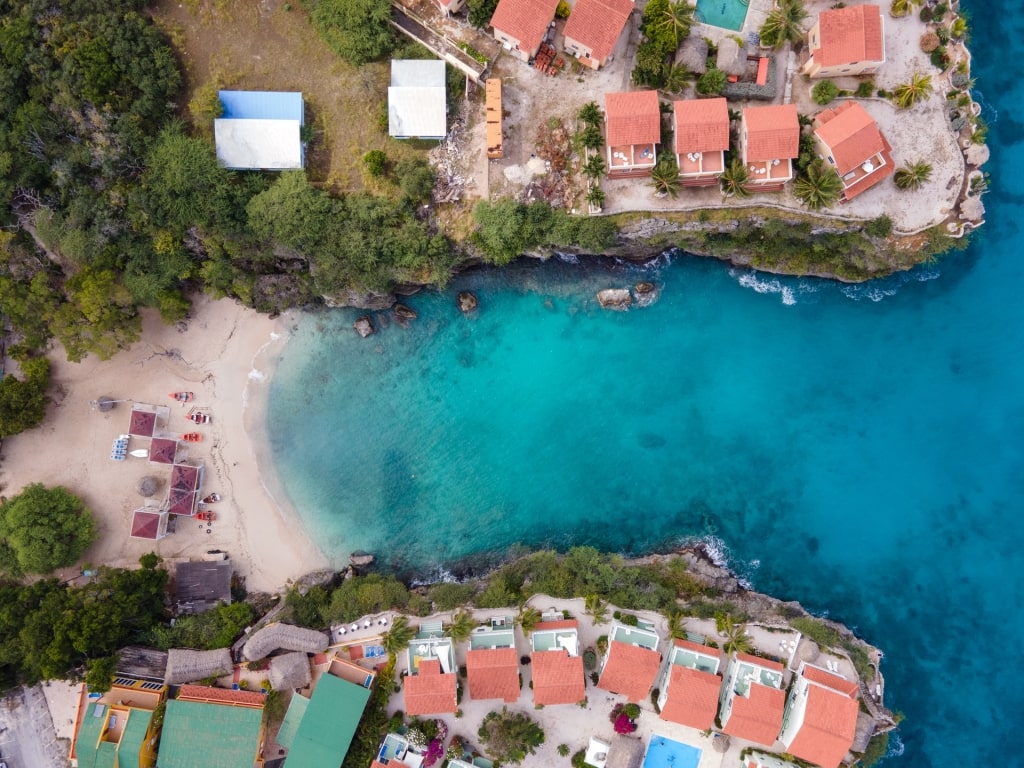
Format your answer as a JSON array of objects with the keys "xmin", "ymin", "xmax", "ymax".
[
  {"xmin": 269, "ymin": 1, "xmax": 1020, "ymax": 764},
  {"xmin": 695, "ymin": 0, "xmax": 749, "ymax": 32}
]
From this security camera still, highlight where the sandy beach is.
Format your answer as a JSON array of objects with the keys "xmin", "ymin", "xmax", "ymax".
[{"xmin": 0, "ymin": 294, "xmax": 327, "ymax": 593}]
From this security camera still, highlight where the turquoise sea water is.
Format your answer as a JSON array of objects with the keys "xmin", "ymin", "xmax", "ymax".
[{"xmin": 268, "ymin": 2, "xmax": 1020, "ymax": 764}]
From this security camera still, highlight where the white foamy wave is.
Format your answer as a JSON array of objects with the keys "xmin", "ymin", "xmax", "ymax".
[
  {"xmin": 840, "ymin": 283, "xmax": 898, "ymax": 302},
  {"xmin": 248, "ymin": 368, "xmax": 266, "ymax": 381},
  {"xmin": 555, "ymin": 251, "xmax": 580, "ymax": 265},
  {"xmin": 731, "ymin": 270, "xmax": 797, "ymax": 305},
  {"xmin": 696, "ymin": 535, "xmax": 731, "ymax": 567},
  {"xmin": 914, "ymin": 267, "xmax": 941, "ymax": 282},
  {"xmin": 886, "ymin": 733, "xmax": 906, "ymax": 758},
  {"xmin": 409, "ymin": 567, "xmax": 462, "ymax": 587},
  {"xmin": 841, "ymin": 266, "xmax": 941, "ymax": 302}
]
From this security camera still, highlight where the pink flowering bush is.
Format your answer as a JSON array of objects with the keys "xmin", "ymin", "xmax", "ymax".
[{"xmin": 614, "ymin": 712, "xmax": 637, "ymax": 734}]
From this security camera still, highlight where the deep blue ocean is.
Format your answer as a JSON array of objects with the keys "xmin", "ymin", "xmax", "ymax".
[{"xmin": 268, "ymin": 2, "xmax": 1020, "ymax": 764}]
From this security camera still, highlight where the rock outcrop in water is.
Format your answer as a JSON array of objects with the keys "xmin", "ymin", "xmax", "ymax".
[
  {"xmin": 596, "ymin": 288, "xmax": 632, "ymax": 310},
  {"xmin": 458, "ymin": 291, "xmax": 478, "ymax": 312},
  {"xmin": 353, "ymin": 316, "xmax": 375, "ymax": 338}
]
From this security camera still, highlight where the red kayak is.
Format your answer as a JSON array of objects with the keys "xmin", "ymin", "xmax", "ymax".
[{"xmin": 170, "ymin": 391, "xmax": 194, "ymax": 402}]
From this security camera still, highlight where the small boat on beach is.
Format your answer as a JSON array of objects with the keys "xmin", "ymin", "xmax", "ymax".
[
  {"xmin": 129, "ymin": 449, "xmax": 149, "ymax": 459},
  {"xmin": 197, "ymin": 511, "xmax": 216, "ymax": 522},
  {"xmin": 170, "ymin": 391, "xmax": 194, "ymax": 402},
  {"xmin": 202, "ymin": 493, "xmax": 221, "ymax": 504},
  {"xmin": 180, "ymin": 432, "xmax": 202, "ymax": 442},
  {"xmin": 188, "ymin": 411, "xmax": 210, "ymax": 424}
]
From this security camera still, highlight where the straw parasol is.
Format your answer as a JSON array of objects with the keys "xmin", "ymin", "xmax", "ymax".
[
  {"xmin": 242, "ymin": 623, "xmax": 329, "ymax": 662},
  {"xmin": 96, "ymin": 396, "xmax": 116, "ymax": 412},
  {"xmin": 677, "ymin": 37, "xmax": 708, "ymax": 74},
  {"xmin": 165, "ymin": 648, "xmax": 233, "ymax": 685},
  {"xmin": 716, "ymin": 38, "xmax": 747, "ymax": 77},
  {"xmin": 138, "ymin": 476, "xmax": 160, "ymax": 497},
  {"xmin": 268, "ymin": 651, "xmax": 313, "ymax": 691},
  {"xmin": 605, "ymin": 737, "xmax": 643, "ymax": 768}
]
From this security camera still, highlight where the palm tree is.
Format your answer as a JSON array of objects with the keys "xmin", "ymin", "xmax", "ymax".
[
  {"xmin": 586, "ymin": 186, "xmax": 606, "ymax": 209},
  {"xmin": 894, "ymin": 160, "xmax": 933, "ymax": 190},
  {"xmin": 448, "ymin": 609, "xmax": 476, "ymax": 643},
  {"xmin": 666, "ymin": 608, "xmax": 688, "ymax": 640},
  {"xmin": 662, "ymin": 63, "xmax": 690, "ymax": 95},
  {"xmin": 583, "ymin": 155, "xmax": 607, "ymax": 179},
  {"xmin": 889, "ymin": 0, "xmax": 921, "ymax": 18},
  {"xmin": 652, "ymin": 0, "xmax": 697, "ymax": 48},
  {"xmin": 759, "ymin": 0, "xmax": 808, "ymax": 49},
  {"xmin": 578, "ymin": 101, "xmax": 603, "ymax": 127},
  {"xmin": 722, "ymin": 620, "xmax": 756, "ymax": 655},
  {"xmin": 584, "ymin": 594, "xmax": 609, "ymax": 625},
  {"xmin": 650, "ymin": 157, "xmax": 681, "ymax": 197},
  {"xmin": 382, "ymin": 614, "xmax": 415, "ymax": 658},
  {"xmin": 517, "ymin": 606, "xmax": 541, "ymax": 633},
  {"xmin": 793, "ymin": 159, "xmax": 842, "ymax": 210},
  {"xmin": 892, "ymin": 72, "xmax": 933, "ymax": 108},
  {"xmin": 719, "ymin": 158, "xmax": 752, "ymax": 199}
]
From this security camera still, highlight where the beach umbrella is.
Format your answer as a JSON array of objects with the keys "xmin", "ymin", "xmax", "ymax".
[
  {"xmin": 138, "ymin": 476, "xmax": 160, "ymax": 497},
  {"xmin": 96, "ymin": 396, "xmax": 116, "ymax": 412},
  {"xmin": 712, "ymin": 733, "xmax": 730, "ymax": 753}
]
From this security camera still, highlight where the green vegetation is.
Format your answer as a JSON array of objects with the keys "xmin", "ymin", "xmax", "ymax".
[
  {"xmin": 812, "ymin": 79, "xmax": 840, "ymax": 105},
  {"xmin": 893, "ymin": 73, "xmax": 933, "ymax": 109},
  {"xmin": 382, "ymin": 615, "xmax": 416, "ymax": 658},
  {"xmin": 794, "ymin": 159, "xmax": 843, "ymax": 211},
  {"xmin": 363, "ymin": 150, "xmax": 388, "ymax": 177},
  {"xmin": 147, "ymin": 602, "xmax": 256, "ymax": 650},
  {"xmin": 857, "ymin": 732, "xmax": 890, "ymax": 767},
  {"xmin": 0, "ymin": 485, "xmax": 96, "ymax": 576},
  {"xmin": 0, "ymin": 558, "xmax": 167, "ymax": 689},
  {"xmin": 651, "ymin": 156, "xmax": 682, "ymax": 198},
  {"xmin": 0, "ymin": 349, "xmax": 50, "ymax": 438},
  {"xmin": 633, "ymin": 0, "xmax": 695, "ymax": 88},
  {"xmin": 865, "ymin": 215, "xmax": 894, "ymax": 238},
  {"xmin": 308, "ymin": 0, "xmax": 395, "ymax": 65},
  {"xmin": 720, "ymin": 159, "xmax": 752, "ymax": 199},
  {"xmin": 468, "ymin": 0, "xmax": 500, "ymax": 27},
  {"xmin": 429, "ymin": 582, "xmax": 478, "ymax": 611},
  {"xmin": 894, "ymin": 161, "xmax": 934, "ymax": 190},
  {"xmin": 478, "ymin": 708, "xmax": 545, "ymax": 763},
  {"xmin": 472, "ymin": 201, "xmax": 618, "ymax": 264},
  {"xmin": 759, "ymin": 0, "xmax": 808, "ymax": 49},
  {"xmin": 696, "ymin": 68, "xmax": 727, "ymax": 96}
]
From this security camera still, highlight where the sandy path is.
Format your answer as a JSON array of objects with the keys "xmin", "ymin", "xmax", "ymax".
[{"xmin": 0, "ymin": 295, "xmax": 326, "ymax": 593}]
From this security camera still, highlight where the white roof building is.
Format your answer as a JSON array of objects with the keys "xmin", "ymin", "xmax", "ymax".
[
  {"xmin": 214, "ymin": 91, "xmax": 304, "ymax": 170},
  {"xmin": 388, "ymin": 60, "xmax": 447, "ymax": 140}
]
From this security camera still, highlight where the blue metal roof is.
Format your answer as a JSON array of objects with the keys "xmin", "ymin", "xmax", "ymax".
[{"xmin": 218, "ymin": 91, "xmax": 303, "ymax": 122}]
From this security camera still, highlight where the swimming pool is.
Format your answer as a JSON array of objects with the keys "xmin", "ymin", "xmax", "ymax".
[
  {"xmin": 643, "ymin": 734, "xmax": 702, "ymax": 768},
  {"xmin": 695, "ymin": 0, "xmax": 749, "ymax": 31}
]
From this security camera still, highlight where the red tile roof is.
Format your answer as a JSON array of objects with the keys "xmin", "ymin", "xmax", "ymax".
[
  {"xmin": 674, "ymin": 638, "xmax": 722, "ymax": 658},
  {"xmin": 787, "ymin": 682, "xmax": 859, "ymax": 768},
  {"xmin": 605, "ymin": 91, "xmax": 661, "ymax": 147},
  {"xmin": 673, "ymin": 97, "xmax": 730, "ymax": 155},
  {"xmin": 814, "ymin": 101, "xmax": 887, "ymax": 175},
  {"xmin": 564, "ymin": 0, "xmax": 633, "ymax": 64},
  {"xmin": 723, "ymin": 683, "xmax": 786, "ymax": 746},
  {"xmin": 802, "ymin": 665, "xmax": 860, "ymax": 697},
  {"xmin": 813, "ymin": 5, "xmax": 884, "ymax": 67},
  {"xmin": 533, "ymin": 619, "xmax": 579, "ymax": 632},
  {"xmin": 467, "ymin": 648, "xmax": 520, "ymax": 703},
  {"xmin": 660, "ymin": 666, "xmax": 721, "ymax": 730},
  {"xmin": 743, "ymin": 105, "xmax": 800, "ymax": 162},
  {"xmin": 490, "ymin": 0, "xmax": 560, "ymax": 55},
  {"xmin": 597, "ymin": 641, "xmax": 660, "ymax": 702},
  {"xmin": 531, "ymin": 651, "xmax": 585, "ymax": 705},
  {"xmin": 131, "ymin": 510, "xmax": 163, "ymax": 539},
  {"xmin": 129, "ymin": 408, "xmax": 157, "ymax": 438},
  {"xmin": 404, "ymin": 659, "xmax": 458, "ymax": 715},
  {"xmin": 177, "ymin": 685, "xmax": 266, "ymax": 708}
]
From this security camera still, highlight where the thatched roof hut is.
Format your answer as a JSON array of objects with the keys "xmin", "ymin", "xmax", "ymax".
[
  {"xmin": 116, "ymin": 646, "xmax": 168, "ymax": 683},
  {"xmin": 242, "ymin": 623, "xmax": 329, "ymax": 662},
  {"xmin": 606, "ymin": 737, "xmax": 643, "ymax": 768},
  {"xmin": 717, "ymin": 37, "xmax": 747, "ymax": 77},
  {"xmin": 268, "ymin": 652, "xmax": 312, "ymax": 691},
  {"xmin": 677, "ymin": 37, "xmax": 709, "ymax": 74},
  {"xmin": 166, "ymin": 648, "xmax": 233, "ymax": 685}
]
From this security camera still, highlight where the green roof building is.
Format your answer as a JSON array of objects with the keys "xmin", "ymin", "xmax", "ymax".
[
  {"xmin": 278, "ymin": 673, "xmax": 371, "ymax": 766},
  {"xmin": 74, "ymin": 700, "xmax": 160, "ymax": 768},
  {"xmin": 157, "ymin": 698, "xmax": 264, "ymax": 768}
]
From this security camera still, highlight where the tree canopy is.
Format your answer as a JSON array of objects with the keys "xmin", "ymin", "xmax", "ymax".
[
  {"xmin": 0, "ymin": 484, "xmax": 96, "ymax": 576},
  {"xmin": 0, "ymin": 351, "xmax": 50, "ymax": 438},
  {"xmin": 310, "ymin": 0, "xmax": 395, "ymax": 65},
  {"xmin": 478, "ymin": 709, "xmax": 545, "ymax": 763}
]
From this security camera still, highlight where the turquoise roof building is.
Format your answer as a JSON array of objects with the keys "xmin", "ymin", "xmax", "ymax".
[{"xmin": 278, "ymin": 673, "xmax": 371, "ymax": 766}]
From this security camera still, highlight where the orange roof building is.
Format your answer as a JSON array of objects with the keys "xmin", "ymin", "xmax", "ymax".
[
  {"xmin": 674, "ymin": 97, "xmax": 730, "ymax": 186},
  {"xmin": 404, "ymin": 658, "xmax": 458, "ymax": 715},
  {"xmin": 597, "ymin": 623, "xmax": 661, "ymax": 702},
  {"xmin": 563, "ymin": 0, "xmax": 633, "ymax": 70},
  {"xmin": 778, "ymin": 663, "xmax": 860, "ymax": 768},
  {"xmin": 605, "ymin": 90, "xmax": 661, "ymax": 176},
  {"xmin": 531, "ymin": 620, "xmax": 585, "ymax": 705},
  {"xmin": 490, "ymin": 0, "xmax": 560, "ymax": 62},
  {"xmin": 658, "ymin": 639, "xmax": 722, "ymax": 730},
  {"xmin": 813, "ymin": 101, "xmax": 894, "ymax": 202},
  {"xmin": 740, "ymin": 104, "xmax": 800, "ymax": 191},
  {"xmin": 802, "ymin": 5, "xmax": 885, "ymax": 79},
  {"xmin": 719, "ymin": 653, "xmax": 786, "ymax": 747},
  {"xmin": 466, "ymin": 647, "xmax": 520, "ymax": 703}
]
